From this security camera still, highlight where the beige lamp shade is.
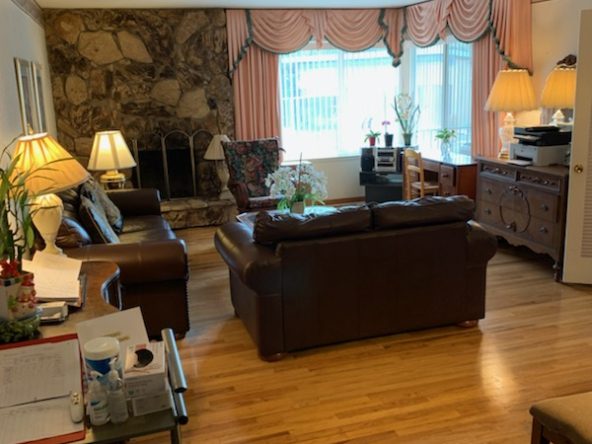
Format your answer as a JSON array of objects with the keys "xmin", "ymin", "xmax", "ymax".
[
  {"xmin": 204, "ymin": 134, "xmax": 230, "ymax": 161},
  {"xmin": 485, "ymin": 69, "xmax": 537, "ymax": 113},
  {"xmin": 541, "ymin": 66, "xmax": 577, "ymax": 109},
  {"xmin": 88, "ymin": 130, "xmax": 136, "ymax": 171},
  {"xmin": 12, "ymin": 133, "xmax": 90, "ymax": 195}
]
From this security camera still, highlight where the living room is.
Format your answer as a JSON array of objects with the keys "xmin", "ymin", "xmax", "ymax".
[{"xmin": 1, "ymin": 0, "xmax": 592, "ymax": 442}]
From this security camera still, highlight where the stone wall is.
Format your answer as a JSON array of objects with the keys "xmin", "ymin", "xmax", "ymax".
[{"xmin": 43, "ymin": 9, "xmax": 234, "ymax": 198}]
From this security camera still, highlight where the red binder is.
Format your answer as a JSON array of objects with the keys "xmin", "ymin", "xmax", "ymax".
[{"xmin": 0, "ymin": 333, "xmax": 86, "ymax": 444}]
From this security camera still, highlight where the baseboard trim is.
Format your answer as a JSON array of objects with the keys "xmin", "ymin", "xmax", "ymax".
[{"xmin": 325, "ymin": 197, "xmax": 365, "ymax": 205}]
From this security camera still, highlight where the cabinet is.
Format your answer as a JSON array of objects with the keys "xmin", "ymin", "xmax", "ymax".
[{"xmin": 475, "ymin": 158, "xmax": 569, "ymax": 277}]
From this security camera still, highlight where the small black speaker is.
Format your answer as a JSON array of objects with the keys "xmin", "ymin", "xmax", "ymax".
[{"xmin": 360, "ymin": 148, "xmax": 374, "ymax": 172}]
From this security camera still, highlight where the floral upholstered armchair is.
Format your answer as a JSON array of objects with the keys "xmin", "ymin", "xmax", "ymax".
[{"xmin": 221, "ymin": 138, "xmax": 282, "ymax": 214}]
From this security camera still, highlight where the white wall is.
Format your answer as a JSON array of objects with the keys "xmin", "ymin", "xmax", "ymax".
[
  {"xmin": 0, "ymin": 1, "xmax": 56, "ymax": 151},
  {"xmin": 309, "ymin": 156, "xmax": 364, "ymax": 201},
  {"xmin": 519, "ymin": 0, "xmax": 592, "ymax": 126}
]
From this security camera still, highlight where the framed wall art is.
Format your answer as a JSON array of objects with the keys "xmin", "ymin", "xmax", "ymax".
[{"xmin": 14, "ymin": 58, "xmax": 46, "ymax": 135}]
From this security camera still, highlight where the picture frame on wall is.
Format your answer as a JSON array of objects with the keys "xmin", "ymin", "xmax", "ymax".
[
  {"xmin": 14, "ymin": 58, "xmax": 46, "ymax": 135},
  {"xmin": 14, "ymin": 58, "xmax": 35, "ymax": 134},
  {"xmin": 31, "ymin": 62, "xmax": 46, "ymax": 133}
]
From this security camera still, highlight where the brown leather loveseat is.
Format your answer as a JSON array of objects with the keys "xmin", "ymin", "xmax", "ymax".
[
  {"xmin": 215, "ymin": 196, "xmax": 497, "ymax": 360},
  {"xmin": 50, "ymin": 183, "xmax": 189, "ymax": 338}
]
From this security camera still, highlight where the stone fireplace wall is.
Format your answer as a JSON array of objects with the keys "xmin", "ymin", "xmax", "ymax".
[{"xmin": 43, "ymin": 9, "xmax": 234, "ymax": 199}]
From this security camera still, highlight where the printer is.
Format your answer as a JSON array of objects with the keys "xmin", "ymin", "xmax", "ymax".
[{"xmin": 510, "ymin": 126, "xmax": 571, "ymax": 166}]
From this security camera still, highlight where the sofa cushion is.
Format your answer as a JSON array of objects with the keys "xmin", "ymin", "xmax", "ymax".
[
  {"xmin": 81, "ymin": 179, "xmax": 124, "ymax": 233},
  {"xmin": 253, "ymin": 205, "xmax": 372, "ymax": 244},
  {"xmin": 119, "ymin": 228, "xmax": 177, "ymax": 243},
  {"xmin": 78, "ymin": 196, "xmax": 120, "ymax": 244},
  {"xmin": 55, "ymin": 216, "xmax": 92, "ymax": 249},
  {"xmin": 121, "ymin": 216, "xmax": 172, "ymax": 234},
  {"xmin": 372, "ymin": 196, "xmax": 475, "ymax": 230}
]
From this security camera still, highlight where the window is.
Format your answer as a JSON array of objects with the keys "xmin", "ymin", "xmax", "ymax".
[
  {"xmin": 278, "ymin": 37, "xmax": 472, "ymax": 160},
  {"xmin": 279, "ymin": 44, "xmax": 399, "ymax": 160},
  {"xmin": 409, "ymin": 38, "xmax": 473, "ymax": 155}
]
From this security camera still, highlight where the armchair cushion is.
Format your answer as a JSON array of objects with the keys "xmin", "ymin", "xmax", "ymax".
[
  {"xmin": 222, "ymin": 138, "xmax": 280, "ymax": 198},
  {"xmin": 78, "ymin": 196, "xmax": 120, "ymax": 244}
]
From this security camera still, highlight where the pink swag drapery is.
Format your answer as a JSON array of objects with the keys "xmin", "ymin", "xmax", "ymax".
[{"xmin": 227, "ymin": 0, "xmax": 533, "ymax": 155}]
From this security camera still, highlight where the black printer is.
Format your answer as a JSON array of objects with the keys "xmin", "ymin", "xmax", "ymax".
[{"xmin": 514, "ymin": 126, "xmax": 572, "ymax": 146}]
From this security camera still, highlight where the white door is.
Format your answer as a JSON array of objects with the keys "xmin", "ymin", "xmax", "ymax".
[{"xmin": 563, "ymin": 9, "xmax": 592, "ymax": 283}]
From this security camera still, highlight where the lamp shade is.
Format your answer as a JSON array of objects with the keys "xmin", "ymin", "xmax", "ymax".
[
  {"xmin": 204, "ymin": 134, "xmax": 230, "ymax": 161},
  {"xmin": 485, "ymin": 69, "xmax": 537, "ymax": 113},
  {"xmin": 12, "ymin": 133, "xmax": 90, "ymax": 195},
  {"xmin": 88, "ymin": 130, "xmax": 136, "ymax": 171},
  {"xmin": 541, "ymin": 66, "xmax": 577, "ymax": 109}
]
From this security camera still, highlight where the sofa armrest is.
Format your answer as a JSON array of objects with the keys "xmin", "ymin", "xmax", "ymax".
[
  {"xmin": 214, "ymin": 222, "xmax": 281, "ymax": 294},
  {"xmin": 107, "ymin": 189, "xmax": 162, "ymax": 216},
  {"xmin": 466, "ymin": 221, "xmax": 497, "ymax": 266},
  {"xmin": 66, "ymin": 239, "xmax": 187, "ymax": 285}
]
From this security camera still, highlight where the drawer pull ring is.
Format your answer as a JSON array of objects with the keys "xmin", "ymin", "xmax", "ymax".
[
  {"xmin": 487, "ymin": 188, "xmax": 492, "ymax": 195},
  {"xmin": 506, "ymin": 222, "xmax": 517, "ymax": 232},
  {"xmin": 541, "ymin": 204, "xmax": 549, "ymax": 211},
  {"xmin": 539, "ymin": 226, "xmax": 548, "ymax": 234},
  {"xmin": 485, "ymin": 208, "xmax": 492, "ymax": 215}
]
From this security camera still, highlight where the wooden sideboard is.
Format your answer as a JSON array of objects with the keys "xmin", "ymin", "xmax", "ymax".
[{"xmin": 475, "ymin": 158, "xmax": 569, "ymax": 278}]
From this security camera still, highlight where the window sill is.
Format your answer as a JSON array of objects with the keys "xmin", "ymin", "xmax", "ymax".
[{"xmin": 284, "ymin": 155, "xmax": 360, "ymax": 163}]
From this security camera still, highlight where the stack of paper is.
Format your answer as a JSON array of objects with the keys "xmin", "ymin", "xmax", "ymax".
[{"xmin": 23, "ymin": 252, "xmax": 83, "ymax": 306}]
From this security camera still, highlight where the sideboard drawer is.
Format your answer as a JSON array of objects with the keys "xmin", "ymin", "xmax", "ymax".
[
  {"xmin": 527, "ymin": 217, "xmax": 557, "ymax": 249},
  {"xmin": 479, "ymin": 177, "xmax": 503, "ymax": 204},
  {"xmin": 528, "ymin": 189, "xmax": 559, "ymax": 223},
  {"xmin": 480, "ymin": 162, "xmax": 515, "ymax": 180},
  {"xmin": 440, "ymin": 165, "xmax": 455, "ymax": 187}
]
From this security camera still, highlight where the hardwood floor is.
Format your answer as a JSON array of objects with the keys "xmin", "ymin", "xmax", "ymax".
[{"xmin": 136, "ymin": 227, "xmax": 592, "ymax": 444}]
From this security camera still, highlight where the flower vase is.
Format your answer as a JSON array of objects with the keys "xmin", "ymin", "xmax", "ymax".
[
  {"xmin": 403, "ymin": 133, "xmax": 413, "ymax": 147},
  {"xmin": 291, "ymin": 201, "xmax": 306, "ymax": 214},
  {"xmin": 368, "ymin": 137, "xmax": 376, "ymax": 147},
  {"xmin": 385, "ymin": 133, "xmax": 394, "ymax": 147}
]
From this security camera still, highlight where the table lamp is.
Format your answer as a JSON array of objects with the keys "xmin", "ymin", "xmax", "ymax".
[
  {"xmin": 13, "ymin": 133, "xmax": 90, "ymax": 255},
  {"xmin": 485, "ymin": 69, "xmax": 537, "ymax": 159},
  {"xmin": 204, "ymin": 134, "xmax": 233, "ymax": 200},
  {"xmin": 88, "ymin": 130, "xmax": 136, "ymax": 189},
  {"xmin": 541, "ymin": 65, "xmax": 576, "ymax": 127}
]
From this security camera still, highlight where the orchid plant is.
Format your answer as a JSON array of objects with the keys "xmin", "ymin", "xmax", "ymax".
[
  {"xmin": 265, "ymin": 155, "xmax": 328, "ymax": 211},
  {"xmin": 393, "ymin": 94, "xmax": 420, "ymax": 137}
]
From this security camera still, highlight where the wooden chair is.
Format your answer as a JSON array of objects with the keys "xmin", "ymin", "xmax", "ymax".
[
  {"xmin": 530, "ymin": 392, "xmax": 592, "ymax": 444},
  {"xmin": 403, "ymin": 149, "xmax": 439, "ymax": 200}
]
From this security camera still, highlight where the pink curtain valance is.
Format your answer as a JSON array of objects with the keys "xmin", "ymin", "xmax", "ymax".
[{"xmin": 227, "ymin": 8, "xmax": 405, "ymax": 76}]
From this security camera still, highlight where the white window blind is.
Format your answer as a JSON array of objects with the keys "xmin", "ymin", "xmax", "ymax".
[
  {"xmin": 410, "ymin": 37, "xmax": 473, "ymax": 155},
  {"xmin": 279, "ymin": 44, "xmax": 399, "ymax": 161}
]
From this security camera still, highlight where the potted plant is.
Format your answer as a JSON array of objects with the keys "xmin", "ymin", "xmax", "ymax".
[
  {"xmin": 365, "ymin": 130, "xmax": 381, "ymax": 147},
  {"xmin": 435, "ymin": 128, "xmax": 457, "ymax": 156},
  {"xmin": 265, "ymin": 155, "xmax": 328, "ymax": 214},
  {"xmin": 0, "ymin": 136, "xmax": 41, "ymax": 342},
  {"xmin": 393, "ymin": 94, "xmax": 420, "ymax": 146},
  {"xmin": 382, "ymin": 120, "xmax": 393, "ymax": 147}
]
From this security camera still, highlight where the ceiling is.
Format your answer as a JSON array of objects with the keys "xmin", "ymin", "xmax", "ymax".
[{"xmin": 36, "ymin": 0, "xmax": 424, "ymax": 8}]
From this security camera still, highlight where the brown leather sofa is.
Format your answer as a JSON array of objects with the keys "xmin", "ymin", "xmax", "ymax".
[
  {"xmin": 214, "ymin": 196, "xmax": 497, "ymax": 360},
  {"xmin": 55, "ymin": 187, "xmax": 190, "ymax": 338}
]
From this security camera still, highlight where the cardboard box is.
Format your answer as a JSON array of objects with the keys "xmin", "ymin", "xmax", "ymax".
[
  {"xmin": 131, "ymin": 383, "xmax": 173, "ymax": 416},
  {"xmin": 124, "ymin": 342, "xmax": 167, "ymax": 398}
]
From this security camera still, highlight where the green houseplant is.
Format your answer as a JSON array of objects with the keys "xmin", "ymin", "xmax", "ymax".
[
  {"xmin": 0, "ymin": 136, "xmax": 41, "ymax": 341},
  {"xmin": 365, "ymin": 130, "xmax": 381, "ymax": 147},
  {"xmin": 435, "ymin": 128, "xmax": 457, "ymax": 156}
]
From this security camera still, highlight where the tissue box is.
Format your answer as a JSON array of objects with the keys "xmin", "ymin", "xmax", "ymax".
[
  {"xmin": 124, "ymin": 342, "xmax": 167, "ymax": 398},
  {"xmin": 131, "ymin": 383, "xmax": 173, "ymax": 416}
]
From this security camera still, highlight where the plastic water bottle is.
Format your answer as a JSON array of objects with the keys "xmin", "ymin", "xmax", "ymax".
[
  {"xmin": 107, "ymin": 359, "xmax": 129, "ymax": 424},
  {"xmin": 88, "ymin": 371, "xmax": 110, "ymax": 426}
]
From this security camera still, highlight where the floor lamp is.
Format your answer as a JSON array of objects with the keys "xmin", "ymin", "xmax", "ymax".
[
  {"xmin": 485, "ymin": 69, "xmax": 537, "ymax": 160},
  {"xmin": 13, "ymin": 133, "xmax": 90, "ymax": 255}
]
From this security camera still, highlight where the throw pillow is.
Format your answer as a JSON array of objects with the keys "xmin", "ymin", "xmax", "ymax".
[
  {"xmin": 55, "ymin": 217, "xmax": 92, "ymax": 249},
  {"xmin": 80, "ymin": 179, "xmax": 124, "ymax": 233},
  {"xmin": 78, "ymin": 196, "xmax": 120, "ymax": 244}
]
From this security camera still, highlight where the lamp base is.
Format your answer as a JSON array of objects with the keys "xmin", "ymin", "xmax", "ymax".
[
  {"xmin": 31, "ymin": 193, "xmax": 64, "ymax": 256},
  {"xmin": 99, "ymin": 170, "xmax": 126, "ymax": 190},
  {"xmin": 498, "ymin": 112, "xmax": 516, "ymax": 160},
  {"xmin": 216, "ymin": 161, "xmax": 235, "ymax": 202}
]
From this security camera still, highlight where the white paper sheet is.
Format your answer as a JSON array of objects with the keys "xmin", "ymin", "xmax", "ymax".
[
  {"xmin": 22, "ymin": 252, "xmax": 82, "ymax": 301},
  {"xmin": 76, "ymin": 307, "xmax": 149, "ymax": 362},
  {"xmin": 0, "ymin": 339, "xmax": 81, "ymax": 408},
  {"xmin": 0, "ymin": 397, "xmax": 84, "ymax": 444}
]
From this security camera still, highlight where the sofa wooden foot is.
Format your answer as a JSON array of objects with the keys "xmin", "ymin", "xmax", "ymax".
[
  {"xmin": 457, "ymin": 320, "xmax": 478, "ymax": 328},
  {"xmin": 260, "ymin": 352, "xmax": 287, "ymax": 362}
]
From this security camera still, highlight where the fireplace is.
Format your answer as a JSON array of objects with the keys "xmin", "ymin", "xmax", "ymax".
[{"xmin": 131, "ymin": 129, "xmax": 212, "ymax": 200}]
